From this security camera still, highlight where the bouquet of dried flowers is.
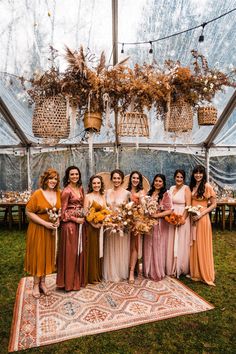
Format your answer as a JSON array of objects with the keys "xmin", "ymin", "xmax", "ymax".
[
  {"xmin": 165, "ymin": 212, "xmax": 185, "ymax": 226},
  {"xmin": 46, "ymin": 207, "xmax": 61, "ymax": 225},
  {"xmin": 185, "ymin": 205, "xmax": 203, "ymax": 216}
]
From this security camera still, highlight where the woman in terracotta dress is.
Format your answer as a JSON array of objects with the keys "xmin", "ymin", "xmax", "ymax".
[
  {"xmin": 103, "ymin": 169, "xmax": 130, "ymax": 282},
  {"xmin": 56, "ymin": 166, "xmax": 87, "ymax": 291},
  {"xmin": 143, "ymin": 174, "xmax": 172, "ymax": 281},
  {"xmin": 166, "ymin": 169, "xmax": 191, "ymax": 278},
  {"xmin": 127, "ymin": 171, "xmax": 145, "ymax": 283},
  {"xmin": 25, "ymin": 168, "xmax": 61, "ymax": 298},
  {"xmin": 84, "ymin": 175, "xmax": 106, "ymax": 284},
  {"xmin": 189, "ymin": 165, "xmax": 216, "ymax": 286}
]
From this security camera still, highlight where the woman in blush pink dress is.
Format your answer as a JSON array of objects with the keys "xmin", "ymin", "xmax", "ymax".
[
  {"xmin": 127, "ymin": 171, "xmax": 145, "ymax": 283},
  {"xmin": 56, "ymin": 166, "xmax": 87, "ymax": 291},
  {"xmin": 143, "ymin": 174, "xmax": 172, "ymax": 281},
  {"xmin": 166, "ymin": 169, "xmax": 191, "ymax": 278},
  {"xmin": 103, "ymin": 169, "xmax": 130, "ymax": 282}
]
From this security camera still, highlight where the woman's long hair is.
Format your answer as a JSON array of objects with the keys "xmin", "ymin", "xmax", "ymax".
[
  {"xmin": 63, "ymin": 166, "xmax": 82, "ymax": 188},
  {"xmin": 87, "ymin": 175, "xmax": 105, "ymax": 194},
  {"xmin": 148, "ymin": 174, "xmax": 167, "ymax": 203},
  {"xmin": 189, "ymin": 165, "xmax": 207, "ymax": 198},
  {"xmin": 127, "ymin": 171, "xmax": 143, "ymax": 192}
]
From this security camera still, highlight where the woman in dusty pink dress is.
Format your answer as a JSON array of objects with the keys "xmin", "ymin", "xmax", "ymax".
[
  {"xmin": 127, "ymin": 171, "xmax": 145, "ymax": 283},
  {"xmin": 166, "ymin": 169, "xmax": 191, "ymax": 278},
  {"xmin": 56, "ymin": 166, "xmax": 87, "ymax": 291},
  {"xmin": 143, "ymin": 174, "xmax": 172, "ymax": 281},
  {"xmin": 189, "ymin": 165, "xmax": 216, "ymax": 286}
]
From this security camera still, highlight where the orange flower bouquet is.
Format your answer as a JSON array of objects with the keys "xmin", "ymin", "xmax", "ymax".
[
  {"xmin": 165, "ymin": 213, "xmax": 185, "ymax": 226},
  {"xmin": 86, "ymin": 200, "xmax": 111, "ymax": 224}
]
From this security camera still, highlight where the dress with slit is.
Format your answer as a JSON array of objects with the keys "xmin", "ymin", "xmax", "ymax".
[
  {"xmin": 24, "ymin": 189, "xmax": 61, "ymax": 277},
  {"xmin": 56, "ymin": 186, "xmax": 87, "ymax": 291},
  {"xmin": 166, "ymin": 185, "xmax": 191, "ymax": 278},
  {"xmin": 190, "ymin": 183, "xmax": 215, "ymax": 285},
  {"xmin": 143, "ymin": 191, "xmax": 172, "ymax": 281},
  {"xmin": 103, "ymin": 188, "xmax": 130, "ymax": 282}
]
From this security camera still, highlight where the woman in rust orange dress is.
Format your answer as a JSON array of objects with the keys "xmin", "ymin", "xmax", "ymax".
[
  {"xmin": 189, "ymin": 165, "xmax": 216, "ymax": 286},
  {"xmin": 24, "ymin": 168, "xmax": 61, "ymax": 298},
  {"xmin": 56, "ymin": 166, "xmax": 87, "ymax": 291},
  {"xmin": 127, "ymin": 171, "xmax": 145, "ymax": 283}
]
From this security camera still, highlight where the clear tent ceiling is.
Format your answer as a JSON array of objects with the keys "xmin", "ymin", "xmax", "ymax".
[{"xmin": 0, "ymin": 0, "xmax": 235, "ymax": 148}]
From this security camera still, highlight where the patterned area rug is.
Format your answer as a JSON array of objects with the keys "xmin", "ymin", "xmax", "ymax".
[{"xmin": 9, "ymin": 274, "xmax": 214, "ymax": 352}]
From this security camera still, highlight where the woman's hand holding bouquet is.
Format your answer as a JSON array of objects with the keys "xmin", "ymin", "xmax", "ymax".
[
  {"xmin": 185, "ymin": 205, "xmax": 203, "ymax": 222},
  {"xmin": 165, "ymin": 212, "xmax": 185, "ymax": 226}
]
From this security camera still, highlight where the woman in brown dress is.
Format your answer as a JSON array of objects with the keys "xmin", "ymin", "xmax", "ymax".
[
  {"xmin": 25, "ymin": 168, "xmax": 61, "ymax": 298},
  {"xmin": 56, "ymin": 166, "xmax": 87, "ymax": 291},
  {"xmin": 84, "ymin": 175, "xmax": 106, "ymax": 283}
]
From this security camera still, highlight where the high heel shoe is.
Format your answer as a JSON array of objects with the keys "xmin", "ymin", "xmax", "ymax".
[{"xmin": 39, "ymin": 280, "xmax": 51, "ymax": 296}]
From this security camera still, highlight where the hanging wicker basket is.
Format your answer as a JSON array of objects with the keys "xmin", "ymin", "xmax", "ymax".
[
  {"xmin": 198, "ymin": 106, "xmax": 217, "ymax": 125},
  {"xmin": 164, "ymin": 98, "xmax": 193, "ymax": 132},
  {"xmin": 32, "ymin": 96, "xmax": 70, "ymax": 139},
  {"xmin": 118, "ymin": 112, "xmax": 149, "ymax": 137},
  {"xmin": 83, "ymin": 112, "xmax": 102, "ymax": 132}
]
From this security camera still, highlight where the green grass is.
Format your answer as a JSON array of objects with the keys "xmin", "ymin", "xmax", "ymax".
[{"xmin": 0, "ymin": 227, "xmax": 236, "ymax": 354}]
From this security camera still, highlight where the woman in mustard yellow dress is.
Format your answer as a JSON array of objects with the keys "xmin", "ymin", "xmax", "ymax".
[
  {"xmin": 189, "ymin": 165, "xmax": 216, "ymax": 286},
  {"xmin": 84, "ymin": 175, "xmax": 106, "ymax": 283},
  {"xmin": 24, "ymin": 168, "xmax": 61, "ymax": 298}
]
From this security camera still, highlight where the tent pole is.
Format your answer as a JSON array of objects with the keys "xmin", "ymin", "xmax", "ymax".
[
  {"xmin": 205, "ymin": 147, "xmax": 210, "ymax": 182},
  {"xmin": 112, "ymin": 0, "xmax": 119, "ymax": 168},
  {"xmin": 26, "ymin": 147, "xmax": 32, "ymax": 190}
]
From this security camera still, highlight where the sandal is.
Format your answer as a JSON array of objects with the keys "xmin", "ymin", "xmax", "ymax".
[
  {"xmin": 128, "ymin": 270, "xmax": 135, "ymax": 284},
  {"xmin": 32, "ymin": 282, "xmax": 40, "ymax": 299}
]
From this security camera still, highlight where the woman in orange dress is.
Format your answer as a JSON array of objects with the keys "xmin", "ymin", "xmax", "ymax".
[
  {"xmin": 189, "ymin": 165, "xmax": 216, "ymax": 286},
  {"xmin": 56, "ymin": 166, "xmax": 87, "ymax": 291},
  {"xmin": 24, "ymin": 168, "xmax": 61, "ymax": 298},
  {"xmin": 127, "ymin": 171, "xmax": 145, "ymax": 283}
]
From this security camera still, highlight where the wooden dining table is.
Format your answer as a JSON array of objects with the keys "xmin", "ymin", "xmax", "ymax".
[
  {"xmin": 0, "ymin": 201, "xmax": 27, "ymax": 230},
  {"xmin": 215, "ymin": 200, "xmax": 236, "ymax": 231}
]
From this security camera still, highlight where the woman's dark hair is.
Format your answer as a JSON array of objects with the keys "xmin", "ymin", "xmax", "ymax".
[
  {"xmin": 189, "ymin": 165, "xmax": 207, "ymax": 198},
  {"xmin": 174, "ymin": 169, "xmax": 186, "ymax": 180},
  {"xmin": 127, "ymin": 171, "xmax": 144, "ymax": 192},
  {"xmin": 87, "ymin": 175, "xmax": 105, "ymax": 194},
  {"xmin": 148, "ymin": 174, "xmax": 167, "ymax": 202},
  {"xmin": 110, "ymin": 169, "xmax": 124, "ymax": 183},
  {"xmin": 63, "ymin": 166, "xmax": 82, "ymax": 188},
  {"xmin": 40, "ymin": 168, "xmax": 60, "ymax": 191}
]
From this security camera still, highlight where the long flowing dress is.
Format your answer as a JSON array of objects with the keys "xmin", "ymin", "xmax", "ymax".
[
  {"xmin": 166, "ymin": 185, "xmax": 191, "ymax": 278},
  {"xmin": 130, "ymin": 191, "xmax": 145, "ymax": 266},
  {"xmin": 103, "ymin": 188, "xmax": 130, "ymax": 282},
  {"xmin": 56, "ymin": 186, "xmax": 87, "ymax": 291},
  {"xmin": 190, "ymin": 183, "xmax": 215, "ymax": 285},
  {"xmin": 24, "ymin": 189, "xmax": 61, "ymax": 277},
  {"xmin": 87, "ymin": 201, "xmax": 103, "ymax": 283},
  {"xmin": 143, "ymin": 191, "xmax": 172, "ymax": 281}
]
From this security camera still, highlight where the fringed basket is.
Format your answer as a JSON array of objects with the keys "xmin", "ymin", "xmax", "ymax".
[
  {"xmin": 118, "ymin": 112, "xmax": 149, "ymax": 137},
  {"xmin": 198, "ymin": 106, "xmax": 217, "ymax": 125},
  {"xmin": 164, "ymin": 98, "xmax": 193, "ymax": 132},
  {"xmin": 32, "ymin": 96, "xmax": 70, "ymax": 139},
  {"xmin": 83, "ymin": 112, "xmax": 102, "ymax": 132}
]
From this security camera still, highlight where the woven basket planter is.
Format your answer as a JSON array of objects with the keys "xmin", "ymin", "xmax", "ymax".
[
  {"xmin": 32, "ymin": 96, "xmax": 70, "ymax": 139},
  {"xmin": 164, "ymin": 98, "xmax": 193, "ymax": 132},
  {"xmin": 198, "ymin": 106, "xmax": 217, "ymax": 125},
  {"xmin": 83, "ymin": 112, "xmax": 102, "ymax": 132},
  {"xmin": 118, "ymin": 112, "xmax": 149, "ymax": 137}
]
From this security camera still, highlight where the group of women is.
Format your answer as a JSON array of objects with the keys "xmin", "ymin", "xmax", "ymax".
[{"xmin": 24, "ymin": 164, "xmax": 216, "ymax": 299}]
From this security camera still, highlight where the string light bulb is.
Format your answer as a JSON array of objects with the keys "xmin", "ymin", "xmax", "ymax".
[
  {"xmin": 121, "ymin": 43, "xmax": 124, "ymax": 54},
  {"xmin": 149, "ymin": 41, "xmax": 153, "ymax": 54},
  {"xmin": 199, "ymin": 22, "xmax": 207, "ymax": 42}
]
